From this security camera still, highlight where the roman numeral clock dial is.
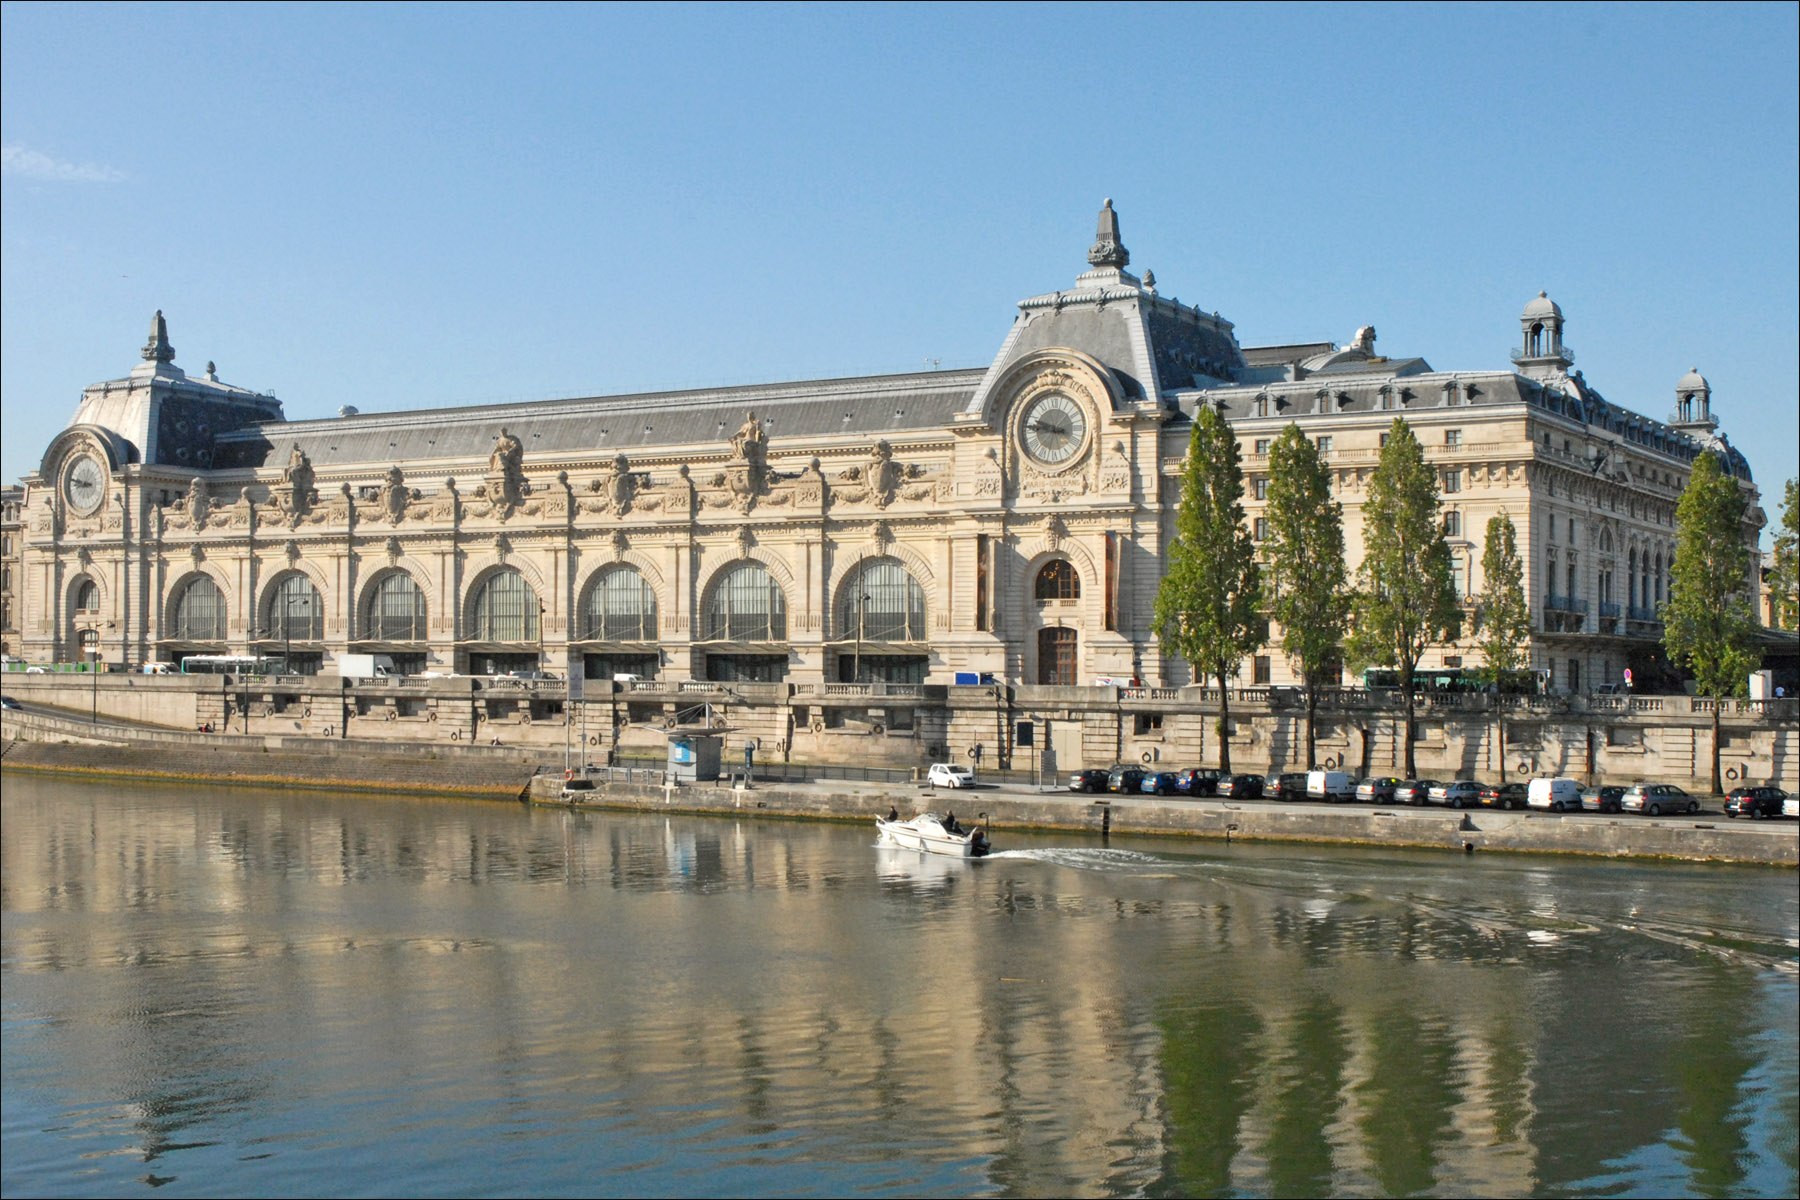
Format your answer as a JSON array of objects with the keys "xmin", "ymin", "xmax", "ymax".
[{"xmin": 1021, "ymin": 393, "xmax": 1087, "ymax": 467}]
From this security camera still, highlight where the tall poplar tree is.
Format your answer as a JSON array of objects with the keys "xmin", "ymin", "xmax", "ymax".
[
  {"xmin": 1771, "ymin": 477, "xmax": 1799, "ymax": 631},
  {"xmin": 1663, "ymin": 451, "xmax": 1759, "ymax": 794},
  {"xmin": 1345, "ymin": 418, "xmax": 1461, "ymax": 778},
  {"xmin": 1263, "ymin": 424, "xmax": 1348, "ymax": 768},
  {"xmin": 1154, "ymin": 404, "xmax": 1262, "ymax": 773},
  {"xmin": 1474, "ymin": 511, "xmax": 1530, "ymax": 780}
]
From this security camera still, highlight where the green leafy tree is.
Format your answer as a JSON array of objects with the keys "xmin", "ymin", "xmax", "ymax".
[
  {"xmin": 1154, "ymin": 405, "xmax": 1262, "ymax": 772},
  {"xmin": 1345, "ymin": 418, "xmax": 1461, "ymax": 778},
  {"xmin": 1663, "ymin": 451, "xmax": 1760, "ymax": 794},
  {"xmin": 1474, "ymin": 511, "xmax": 1531, "ymax": 780},
  {"xmin": 1263, "ymin": 424, "xmax": 1348, "ymax": 768},
  {"xmin": 1771, "ymin": 477, "xmax": 1799, "ymax": 631}
]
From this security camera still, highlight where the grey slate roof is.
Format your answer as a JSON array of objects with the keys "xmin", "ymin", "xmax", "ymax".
[{"xmin": 212, "ymin": 369, "xmax": 985, "ymax": 470}]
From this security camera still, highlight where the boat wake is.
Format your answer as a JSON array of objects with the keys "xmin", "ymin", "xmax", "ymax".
[{"xmin": 983, "ymin": 847, "xmax": 1169, "ymax": 871}]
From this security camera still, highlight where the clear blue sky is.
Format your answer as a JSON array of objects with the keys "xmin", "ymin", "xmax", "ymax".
[{"xmin": 5, "ymin": 3, "xmax": 1796, "ymax": 528}]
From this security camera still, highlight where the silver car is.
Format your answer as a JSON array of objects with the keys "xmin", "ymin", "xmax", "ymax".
[
  {"xmin": 1620, "ymin": 783, "xmax": 1699, "ymax": 816},
  {"xmin": 1428, "ymin": 780, "xmax": 1482, "ymax": 809}
]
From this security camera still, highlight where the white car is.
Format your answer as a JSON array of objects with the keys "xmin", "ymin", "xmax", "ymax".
[{"xmin": 927, "ymin": 763, "xmax": 975, "ymax": 789}]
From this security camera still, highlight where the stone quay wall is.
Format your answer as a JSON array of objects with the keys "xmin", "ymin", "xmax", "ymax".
[{"xmin": 2, "ymin": 673, "xmax": 1795, "ymax": 794}]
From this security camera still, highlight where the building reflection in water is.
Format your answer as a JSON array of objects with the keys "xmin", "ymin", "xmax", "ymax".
[{"xmin": 2, "ymin": 777, "xmax": 1794, "ymax": 1198}]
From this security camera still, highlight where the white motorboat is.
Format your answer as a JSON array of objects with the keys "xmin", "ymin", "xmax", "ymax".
[{"xmin": 875, "ymin": 811, "xmax": 992, "ymax": 858}]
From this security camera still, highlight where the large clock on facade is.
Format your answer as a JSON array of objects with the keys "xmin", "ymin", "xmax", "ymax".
[
  {"xmin": 1020, "ymin": 392, "xmax": 1088, "ymax": 467},
  {"xmin": 64, "ymin": 454, "xmax": 106, "ymax": 516}
]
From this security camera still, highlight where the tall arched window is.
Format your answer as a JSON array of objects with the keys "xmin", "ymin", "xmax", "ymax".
[
  {"xmin": 704, "ymin": 562, "xmax": 787, "ymax": 641},
  {"xmin": 172, "ymin": 576, "xmax": 227, "ymax": 640},
  {"xmin": 267, "ymin": 573, "xmax": 324, "ymax": 640},
  {"xmin": 581, "ymin": 567, "xmax": 657, "ymax": 641},
  {"xmin": 74, "ymin": 578, "xmax": 99, "ymax": 612},
  {"xmin": 366, "ymin": 572, "xmax": 427, "ymax": 641},
  {"xmin": 837, "ymin": 558, "xmax": 925, "ymax": 642},
  {"xmin": 470, "ymin": 568, "xmax": 539, "ymax": 641},
  {"xmin": 1035, "ymin": 559, "xmax": 1081, "ymax": 601}
]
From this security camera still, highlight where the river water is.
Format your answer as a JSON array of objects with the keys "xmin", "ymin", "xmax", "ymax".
[{"xmin": 2, "ymin": 774, "xmax": 1795, "ymax": 1198}]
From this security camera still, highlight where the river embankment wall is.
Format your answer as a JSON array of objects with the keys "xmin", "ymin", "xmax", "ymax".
[
  {"xmin": 4, "ymin": 672, "xmax": 1797, "ymax": 794},
  {"xmin": 4, "ymin": 707, "xmax": 1792, "ymax": 865}
]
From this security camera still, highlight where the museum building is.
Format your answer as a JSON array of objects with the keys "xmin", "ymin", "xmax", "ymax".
[{"xmin": 9, "ymin": 202, "xmax": 1763, "ymax": 693}]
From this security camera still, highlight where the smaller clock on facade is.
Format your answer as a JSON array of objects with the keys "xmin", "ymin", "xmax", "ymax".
[
  {"xmin": 65, "ymin": 454, "xmax": 106, "ymax": 515},
  {"xmin": 1021, "ymin": 392, "xmax": 1088, "ymax": 467}
]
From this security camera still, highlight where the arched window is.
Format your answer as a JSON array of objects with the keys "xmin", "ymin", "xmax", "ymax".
[
  {"xmin": 74, "ymin": 578, "xmax": 99, "ymax": 612},
  {"xmin": 704, "ymin": 562, "xmax": 787, "ymax": 641},
  {"xmin": 172, "ymin": 576, "xmax": 227, "ymax": 640},
  {"xmin": 469, "ymin": 568, "xmax": 539, "ymax": 641},
  {"xmin": 837, "ymin": 558, "xmax": 925, "ymax": 642},
  {"xmin": 581, "ymin": 566, "xmax": 657, "ymax": 641},
  {"xmin": 366, "ymin": 572, "xmax": 427, "ymax": 641},
  {"xmin": 267, "ymin": 573, "xmax": 324, "ymax": 640},
  {"xmin": 1035, "ymin": 559, "xmax": 1081, "ymax": 601}
]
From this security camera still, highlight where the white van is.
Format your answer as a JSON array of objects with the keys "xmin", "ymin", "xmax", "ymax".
[
  {"xmin": 1528, "ymin": 777, "xmax": 1582, "ymax": 812},
  {"xmin": 141, "ymin": 661, "xmax": 173, "ymax": 675},
  {"xmin": 1307, "ymin": 770, "xmax": 1354, "ymax": 802}
]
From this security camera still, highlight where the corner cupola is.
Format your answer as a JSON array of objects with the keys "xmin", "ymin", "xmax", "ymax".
[
  {"xmin": 1670, "ymin": 367, "xmax": 1716, "ymax": 433},
  {"xmin": 1512, "ymin": 291, "xmax": 1572, "ymax": 378}
]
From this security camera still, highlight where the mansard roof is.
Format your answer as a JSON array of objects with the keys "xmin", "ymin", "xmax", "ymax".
[{"xmin": 211, "ymin": 368, "xmax": 983, "ymax": 471}]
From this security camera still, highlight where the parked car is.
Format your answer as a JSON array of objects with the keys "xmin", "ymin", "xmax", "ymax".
[
  {"xmin": 1217, "ymin": 773, "xmax": 1264, "ymax": 799},
  {"xmin": 927, "ymin": 763, "xmax": 975, "ymax": 789},
  {"xmin": 1067, "ymin": 769, "xmax": 1109, "ymax": 794},
  {"xmin": 1393, "ymin": 780, "xmax": 1437, "ymax": 805},
  {"xmin": 1107, "ymin": 765, "xmax": 1148, "ymax": 794},
  {"xmin": 1140, "ymin": 771, "xmax": 1183, "ymax": 796},
  {"xmin": 1527, "ymin": 777, "xmax": 1582, "ymax": 812},
  {"xmin": 1428, "ymin": 780, "xmax": 1483, "ymax": 809},
  {"xmin": 1786, "ymin": 794, "xmax": 1800, "ymax": 819},
  {"xmin": 1355, "ymin": 776, "xmax": 1402, "ymax": 803},
  {"xmin": 1177, "ymin": 767, "xmax": 1224, "ymax": 796},
  {"xmin": 1580, "ymin": 785, "xmax": 1626, "ymax": 813},
  {"xmin": 1479, "ymin": 782, "xmax": 1530, "ymax": 810},
  {"xmin": 1265, "ymin": 772, "xmax": 1310, "ymax": 801},
  {"xmin": 1724, "ymin": 786, "xmax": 1790, "ymax": 819},
  {"xmin": 0, "ymin": 695, "xmax": 20, "ymax": 711},
  {"xmin": 1620, "ymin": 783, "xmax": 1698, "ymax": 815}
]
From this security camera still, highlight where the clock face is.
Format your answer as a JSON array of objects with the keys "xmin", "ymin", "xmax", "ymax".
[
  {"xmin": 1021, "ymin": 393, "xmax": 1088, "ymax": 467},
  {"xmin": 65, "ymin": 455, "xmax": 105, "ymax": 516}
]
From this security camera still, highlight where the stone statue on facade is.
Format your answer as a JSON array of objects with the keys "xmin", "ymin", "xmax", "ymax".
[
  {"xmin": 276, "ymin": 442, "xmax": 316, "ymax": 523},
  {"xmin": 605, "ymin": 452, "xmax": 636, "ymax": 515},
  {"xmin": 184, "ymin": 475, "xmax": 210, "ymax": 526},
  {"xmin": 1352, "ymin": 325, "xmax": 1377, "ymax": 355},
  {"xmin": 722, "ymin": 411, "xmax": 770, "ymax": 512},
  {"xmin": 486, "ymin": 427, "xmax": 528, "ymax": 517},
  {"xmin": 866, "ymin": 438, "xmax": 901, "ymax": 508},
  {"xmin": 731, "ymin": 411, "xmax": 767, "ymax": 464},
  {"xmin": 380, "ymin": 465, "xmax": 414, "ymax": 524}
]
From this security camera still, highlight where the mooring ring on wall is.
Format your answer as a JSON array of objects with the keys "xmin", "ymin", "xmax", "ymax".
[
  {"xmin": 810, "ymin": 718, "xmax": 824, "ymax": 733},
  {"xmin": 588, "ymin": 734, "xmax": 601, "ymax": 746},
  {"xmin": 968, "ymin": 747, "xmax": 978, "ymax": 760},
  {"xmin": 450, "ymin": 730, "xmax": 460, "ymax": 740},
  {"xmin": 1324, "ymin": 755, "xmax": 1339, "ymax": 769},
  {"xmin": 384, "ymin": 710, "xmax": 397, "ymax": 721},
  {"xmin": 522, "ymin": 713, "xmax": 532, "ymax": 725},
  {"xmin": 1141, "ymin": 751, "xmax": 1154, "ymax": 764},
  {"xmin": 302, "ymin": 707, "xmax": 312, "ymax": 719},
  {"xmin": 1518, "ymin": 761, "xmax": 1531, "ymax": 775},
  {"xmin": 1725, "ymin": 764, "xmax": 1741, "ymax": 781},
  {"xmin": 871, "ymin": 724, "xmax": 883, "ymax": 735},
  {"xmin": 426, "ymin": 710, "xmax": 437, "ymax": 722}
]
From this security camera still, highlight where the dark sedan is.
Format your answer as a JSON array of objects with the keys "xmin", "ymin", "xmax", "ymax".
[
  {"xmin": 1581, "ymin": 785, "xmax": 1625, "ymax": 813},
  {"xmin": 1177, "ymin": 767, "xmax": 1223, "ymax": 796},
  {"xmin": 1265, "ymin": 772, "xmax": 1310, "ymax": 802},
  {"xmin": 1107, "ymin": 766, "xmax": 1148, "ymax": 794},
  {"xmin": 1067, "ymin": 769, "xmax": 1109, "ymax": 794},
  {"xmin": 1217, "ymin": 774, "xmax": 1264, "ymax": 799},
  {"xmin": 1480, "ymin": 782, "xmax": 1529, "ymax": 810},
  {"xmin": 1724, "ymin": 786, "xmax": 1790, "ymax": 819}
]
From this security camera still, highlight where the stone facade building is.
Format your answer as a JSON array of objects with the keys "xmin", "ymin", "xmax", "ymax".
[{"xmin": 10, "ymin": 203, "xmax": 1765, "ymax": 709}]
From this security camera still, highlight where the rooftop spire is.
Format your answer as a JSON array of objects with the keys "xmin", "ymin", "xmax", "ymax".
[
  {"xmin": 1087, "ymin": 198, "xmax": 1129, "ymax": 269},
  {"xmin": 141, "ymin": 310, "xmax": 175, "ymax": 363}
]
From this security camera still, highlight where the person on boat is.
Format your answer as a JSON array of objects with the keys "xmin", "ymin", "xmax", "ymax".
[
  {"xmin": 887, "ymin": 805, "xmax": 899, "ymax": 822},
  {"xmin": 944, "ymin": 811, "xmax": 961, "ymax": 834}
]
